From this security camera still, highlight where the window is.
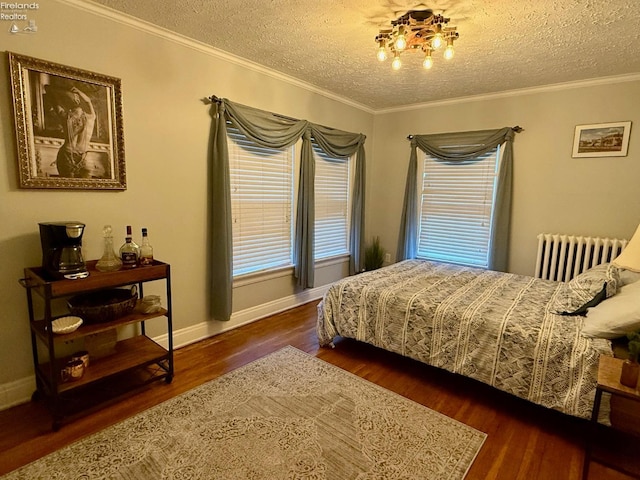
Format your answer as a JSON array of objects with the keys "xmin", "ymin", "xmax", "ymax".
[
  {"xmin": 227, "ymin": 127, "xmax": 353, "ymax": 277},
  {"xmin": 416, "ymin": 145, "xmax": 502, "ymax": 268},
  {"xmin": 227, "ymin": 127, "xmax": 294, "ymax": 276},
  {"xmin": 313, "ymin": 143, "xmax": 351, "ymax": 260}
]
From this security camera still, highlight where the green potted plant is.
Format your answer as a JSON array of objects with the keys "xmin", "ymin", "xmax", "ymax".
[
  {"xmin": 364, "ymin": 236, "xmax": 386, "ymax": 271},
  {"xmin": 620, "ymin": 330, "xmax": 640, "ymax": 388}
]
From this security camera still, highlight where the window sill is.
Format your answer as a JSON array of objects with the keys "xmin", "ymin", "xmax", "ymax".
[
  {"xmin": 316, "ymin": 253, "xmax": 350, "ymax": 268},
  {"xmin": 232, "ymin": 254, "xmax": 350, "ymax": 288},
  {"xmin": 233, "ymin": 265, "xmax": 294, "ymax": 288}
]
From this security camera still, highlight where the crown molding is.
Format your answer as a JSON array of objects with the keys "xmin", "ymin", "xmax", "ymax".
[
  {"xmin": 58, "ymin": 0, "xmax": 375, "ymax": 114},
  {"xmin": 375, "ymin": 73, "xmax": 640, "ymax": 114}
]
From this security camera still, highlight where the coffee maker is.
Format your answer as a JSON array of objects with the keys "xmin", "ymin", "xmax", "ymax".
[{"xmin": 39, "ymin": 222, "xmax": 89, "ymax": 279}]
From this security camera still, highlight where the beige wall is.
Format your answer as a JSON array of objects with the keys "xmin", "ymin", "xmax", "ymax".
[
  {"xmin": 371, "ymin": 80, "xmax": 640, "ymax": 276},
  {"xmin": 0, "ymin": 0, "xmax": 373, "ymax": 394}
]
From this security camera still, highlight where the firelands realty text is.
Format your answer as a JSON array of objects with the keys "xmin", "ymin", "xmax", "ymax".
[
  {"xmin": 1, "ymin": 3, "xmax": 38, "ymax": 21},
  {"xmin": 1, "ymin": 3, "xmax": 39, "ymax": 8}
]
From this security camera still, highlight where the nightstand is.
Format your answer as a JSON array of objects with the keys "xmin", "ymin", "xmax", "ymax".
[{"xmin": 582, "ymin": 355, "xmax": 640, "ymax": 480}]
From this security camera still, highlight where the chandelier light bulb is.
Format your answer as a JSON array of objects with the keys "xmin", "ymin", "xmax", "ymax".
[
  {"xmin": 423, "ymin": 54, "xmax": 434, "ymax": 69},
  {"xmin": 444, "ymin": 44, "xmax": 455, "ymax": 60},
  {"xmin": 395, "ymin": 35, "xmax": 407, "ymax": 51},
  {"xmin": 395, "ymin": 26, "xmax": 407, "ymax": 51},
  {"xmin": 431, "ymin": 33, "xmax": 443, "ymax": 50},
  {"xmin": 377, "ymin": 46, "xmax": 387, "ymax": 62},
  {"xmin": 392, "ymin": 55, "xmax": 402, "ymax": 70}
]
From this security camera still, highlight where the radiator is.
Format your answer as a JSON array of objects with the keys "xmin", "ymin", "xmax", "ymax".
[{"xmin": 535, "ymin": 233, "xmax": 628, "ymax": 282}]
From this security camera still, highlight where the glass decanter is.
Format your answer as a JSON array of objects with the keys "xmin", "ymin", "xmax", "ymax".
[{"xmin": 96, "ymin": 225, "xmax": 123, "ymax": 272}]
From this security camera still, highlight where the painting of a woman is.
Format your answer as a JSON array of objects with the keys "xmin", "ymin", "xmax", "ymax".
[
  {"xmin": 46, "ymin": 84, "xmax": 97, "ymax": 178},
  {"xmin": 9, "ymin": 52, "xmax": 126, "ymax": 189}
]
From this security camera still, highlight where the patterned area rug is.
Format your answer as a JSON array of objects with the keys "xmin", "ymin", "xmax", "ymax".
[{"xmin": 3, "ymin": 346, "xmax": 486, "ymax": 479}]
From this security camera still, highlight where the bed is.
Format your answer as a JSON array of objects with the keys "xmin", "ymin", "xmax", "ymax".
[{"xmin": 317, "ymin": 259, "xmax": 629, "ymax": 420}]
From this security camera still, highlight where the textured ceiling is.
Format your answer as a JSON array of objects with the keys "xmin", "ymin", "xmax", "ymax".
[{"xmin": 87, "ymin": 0, "xmax": 640, "ymax": 111}]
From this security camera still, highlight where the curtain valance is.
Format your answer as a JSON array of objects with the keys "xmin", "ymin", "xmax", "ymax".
[
  {"xmin": 412, "ymin": 127, "xmax": 514, "ymax": 161},
  {"xmin": 223, "ymin": 100, "xmax": 309, "ymax": 149}
]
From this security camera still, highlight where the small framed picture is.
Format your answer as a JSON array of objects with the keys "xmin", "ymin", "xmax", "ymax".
[
  {"xmin": 8, "ymin": 52, "xmax": 126, "ymax": 190},
  {"xmin": 572, "ymin": 121, "xmax": 632, "ymax": 158}
]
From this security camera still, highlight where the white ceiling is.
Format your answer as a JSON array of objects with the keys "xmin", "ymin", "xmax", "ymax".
[{"xmin": 87, "ymin": 0, "xmax": 640, "ymax": 111}]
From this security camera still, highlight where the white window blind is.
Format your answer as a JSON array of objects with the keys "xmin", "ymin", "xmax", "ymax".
[
  {"xmin": 313, "ymin": 144, "xmax": 351, "ymax": 260},
  {"xmin": 227, "ymin": 126, "xmax": 294, "ymax": 276},
  {"xmin": 416, "ymin": 145, "xmax": 502, "ymax": 268}
]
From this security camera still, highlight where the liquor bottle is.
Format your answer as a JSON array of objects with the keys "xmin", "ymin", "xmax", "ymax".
[
  {"xmin": 139, "ymin": 227, "xmax": 154, "ymax": 266},
  {"xmin": 119, "ymin": 225, "xmax": 139, "ymax": 269},
  {"xmin": 96, "ymin": 225, "xmax": 123, "ymax": 272}
]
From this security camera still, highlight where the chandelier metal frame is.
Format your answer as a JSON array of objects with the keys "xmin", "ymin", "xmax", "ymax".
[{"xmin": 375, "ymin": 10, "xmax": 459, "ymax": 70}]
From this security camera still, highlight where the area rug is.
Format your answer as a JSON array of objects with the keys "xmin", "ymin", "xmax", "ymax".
[{"xmin": 3, "ymin": 346, "xmax": 486, "ymax": 479}]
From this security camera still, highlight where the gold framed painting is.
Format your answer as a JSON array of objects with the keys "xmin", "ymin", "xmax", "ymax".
[
  {"xmin": 572, "ymin": 121, "xmax": 632, "ymax": 158},
  {"xmin": 8, "ymin": 52, "xmax": 126, "ymax": 190}
]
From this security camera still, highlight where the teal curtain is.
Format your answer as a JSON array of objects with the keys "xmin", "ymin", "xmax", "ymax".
[
  {"xmin": 210, "ymin": 102, "xmax": 233, "ymax": 322},
  {"xmin": 397, "ymin": 127, "xmax": 515, "ymax": 271},
  {"xmin": 209, "ymin": 98, "xmax": 366, "ymax": 320},
  {"xmin": 294, "ymin": 131, "xmax": 316, "ymax": 287},
  {"xmin": 349, "ymin": 144, "xmax": 366, "ymax": 276},
  {"xmin": 397, "ymin": 138, "xmax": 419, "ymax": 261}
]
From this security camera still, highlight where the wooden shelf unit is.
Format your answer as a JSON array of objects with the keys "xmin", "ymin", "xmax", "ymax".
[{"xmin": 21, "ymin": 260, "xmax": 174, "ymax": 430}]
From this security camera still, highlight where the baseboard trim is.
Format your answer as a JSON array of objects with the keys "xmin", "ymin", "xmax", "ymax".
[
  {"xmin": 0, "ymin": 377, "xmax": 36, "ymax": 411},
  {"xmin": 0, "ymin": 286, "xmax": 328, "ymax": 411},
  {"xmin": 154, "ymin": 285, "xmax": 328, "ymax": 350}
]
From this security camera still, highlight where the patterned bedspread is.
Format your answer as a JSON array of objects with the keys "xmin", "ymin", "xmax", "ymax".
[{"xmin": 317, "ymin": 260, "xmax": 613, "ymax": 419}]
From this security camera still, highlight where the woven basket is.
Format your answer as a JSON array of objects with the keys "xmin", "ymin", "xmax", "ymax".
[{"xmin": 68, "ymin": 286, "xmax": 137, "ymax": 324}]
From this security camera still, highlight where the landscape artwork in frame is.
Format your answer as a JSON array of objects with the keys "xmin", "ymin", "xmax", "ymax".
[
  {"xmin": 8, "ymin": 52, "xmax": 126, "ymax": 190},
  {"xmin": 572, "ymin": 121, "xmax": 632, "ymax": 158}
]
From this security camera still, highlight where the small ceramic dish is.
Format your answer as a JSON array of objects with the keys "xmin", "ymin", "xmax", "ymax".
[{"xmin": 52, "ymin": 316, "xmax": 83, "ymax": 334}]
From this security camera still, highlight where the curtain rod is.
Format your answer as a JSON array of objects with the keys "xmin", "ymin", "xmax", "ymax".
[{"xmin": 406, "ymin": 126, "xmax": 523, "ymax": 140}]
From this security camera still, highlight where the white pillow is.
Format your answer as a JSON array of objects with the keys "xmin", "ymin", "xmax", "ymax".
[{"xmin": 581, "ymin": 280, "xmax": 640, "ymax": 339}]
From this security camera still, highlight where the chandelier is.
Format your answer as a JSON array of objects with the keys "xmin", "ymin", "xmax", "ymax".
[{"xmin": 375, "ymin": 10, "xmax": 459, "ymax": 71}]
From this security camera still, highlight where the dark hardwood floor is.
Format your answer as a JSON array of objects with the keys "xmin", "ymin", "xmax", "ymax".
[{"xmin": 0, "ymin": 301, "xmax": 636, "ymax": 479}]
